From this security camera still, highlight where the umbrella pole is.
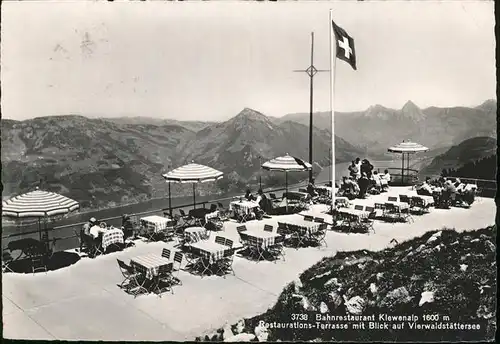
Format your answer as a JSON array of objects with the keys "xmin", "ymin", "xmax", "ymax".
[
  {"xmin": 168, "ymin": 182, "xmax": 172, "ymax": 217},
  {"xmin": 285, "ymin": 171, "xmax": 288, "ymax": 212},
  {"xmin": 38, "ymin": 218, "xmax": 42, "ymax": 241},
  {"xmin": 193, "ymin": 183, "xmax": 196, "ymax": 209},
  {"xmin": 401, "ymin": 153, "xmax": 405, "ymax": 185}
]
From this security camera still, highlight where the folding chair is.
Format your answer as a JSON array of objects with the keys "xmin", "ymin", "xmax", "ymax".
[
  {"xmin": 2, "ymin": 251, "xmax": 14, "ymax": 273},
  {"xmin": 215, "ymin": 236, "xmax": 226, "ymax": 246},
  {"xmin": 314, "ymin": 217, "xmax": 325, "ymax": 223},
  {"xmin": 117, "ymin": 259, "xmax": 143, "ymax": 292},
  {"xmin": 411, "ymin": 197, "xmax": 430, "ymax": 215},
  {"xmin": 179, "ymin": 209, "xmax": 195, "ymax": 227},
  {"xmin": 237, "ymin": 225, "xmax": 247, "ymax": 233},
  {"xmin": 217, "ymin": 248, "xmax": 236, "ymax": 277},
  {"xmin": 171, "ymin": 251, "xmax": 184, "ymax": 287},
  {"xmin": 152, "ymin": 263, "xmax": 174, "ymax": 297},
  {"xmin": 217, "ymin": 202, "xmax": 230, "ymax": 221},
  {"xmin": 310, "ymin": 223, "xmax": 328, "ymax": 248},
  {"xmin": 399, "ymin": 194, "xmax": 412, "ymax": 207},
  {"xmin": 225, "ymin": 238, "xmax": 234, "ymax": 248},
  {"xmin": 269, "ymin": 193, "xmax": 277, "ymax": 200},
  {"xmin": 263, "ymin": 224, "xmax": 273, "ymax": 232},
  {"xmin": 268, "ymin": 235, "xmax": 285, "ymax": 262},
  {"xmin": 304, "ymin": 215, "xmax": 314, "ymax": 222},
  {"xmin": 161, "ymin": 248, "xmax": 171, "ymax": 260},
  {"xmin": 354, "ymin": 204, "xmax": 364, "ymax": 211},
  {"xmin": 382, "ymin": 203, "xmax": 398, "ymax": 223}
]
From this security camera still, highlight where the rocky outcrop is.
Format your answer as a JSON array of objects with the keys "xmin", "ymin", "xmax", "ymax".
[{"xmin": 196, "ymin": 226, "xmax": 496, "ymax": 342}]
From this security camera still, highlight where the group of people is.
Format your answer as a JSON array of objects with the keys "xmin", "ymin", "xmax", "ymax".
[
  {"xmin": 339, "ymin": 158, "xmax": 391, "ymax": 199},
  {"xmin": 244, "ymin": 188, "xmax": 269, "ymax": 219},
  {"xmin": 417, "ymin": 177, "xmax": 476, "ymax": 207},
  {"xmin": 80, "ymin": 216, "xmax": 134, "ymax": 253}
]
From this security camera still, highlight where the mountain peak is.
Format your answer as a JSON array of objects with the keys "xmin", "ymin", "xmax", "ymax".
[
  {"xmin": 236, "ymin": 107, "xmax": 267, "ymax": 119},
  {"xmin": 401, "ymin": 100, "xmax": 424, "ymax": 121},
  {"xmin": 402, "ymin": 100, "xmax": 419, "ymax": 111}
]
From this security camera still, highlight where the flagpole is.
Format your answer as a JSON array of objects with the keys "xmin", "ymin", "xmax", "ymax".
[{"xmin": 330, "ymin": 10, "xmax": 337, "ymax": 211}]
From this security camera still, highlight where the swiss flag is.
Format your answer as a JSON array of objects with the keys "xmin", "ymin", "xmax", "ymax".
[{"xmin": 332, "ymin": 21, "xmax": 357, "ymax": 70}]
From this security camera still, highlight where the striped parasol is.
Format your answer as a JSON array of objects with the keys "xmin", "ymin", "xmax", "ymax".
[
  {"xmin": 388, "ymin": 140, "xmax": 429, "ymax": 185},
  {"xmin": 163, "ymin": 163, "xmax": 223, "ymax": 183},
  {"xmin": 262, "ymin": 154, "xmax": 312, "ymax": 211},
  {"xmin": 2, "ymin": 189, "xmax": 80, "ymax": 218},
  {"xmin": 2, "ymin": 188, "xmax": 80, "ymax": 241},
  {"xmin": 262, "ymin": 154, "xmax": 312, "ymax": 172},
  {"xmin": 388, "ymin": 141, "xmax": 428, "ymax": 153},
  {"xmin": 163, "ymin": 163, "xmax": 223, "ymax": 209}
]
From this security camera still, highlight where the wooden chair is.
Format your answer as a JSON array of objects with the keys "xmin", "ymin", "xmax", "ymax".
[
  {"xmin": 171, "ymin": 251, "xmax": 184, "ymax": 287},
  {"xmin": 314, "ymin": 217, "xmax": 325, "ymax": 223},
  {"xmin": 236, "ymin": 225, "xmax": 247, "ymax": 233},
  {"xmin": 225, "ymin": 238, "xmax": 234, "ymax": 248},
  {"xmin": 117, "ymin": 259, "xmax": 147, "ymax": 297},
  {"xmin": 161, "ymin": 248, "xmax": 171, "ymax": 260},
  {"xmin": 263, "ymin": 224, "xmax": 273, "ymax": 232},
  {"xmin": 179, "ymin": 209, "xmax": 195, "ymax": 227},
  {"xmin": 304, "ymin": 215, "xmax": 314, "ymax": 222},
  {"xmin": 268, "ymin": 235, "xmax": 285, "ymax": 262},
  {"xmin": 218, "ymin": 248, "xmax": 236, "ymax": 277},
  {"xmin": 152, "ymin": 263, "xmax": 174, "ymax": 297},
  {"xmin": 215, "ymin": 236, "xmax": 226, "ymax": 245},
  {"xmin": 310, "ymin": 223, "xmax": 328, "ymax": 248},
  {"xmin": 354, "ymin": 204, "xmax": 364, "ymax": 211}
]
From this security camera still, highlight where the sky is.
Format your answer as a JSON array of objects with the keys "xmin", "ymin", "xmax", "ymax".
[{"xmin": 1, "ymin": 1, "xmax": 496, "ymax": 122}]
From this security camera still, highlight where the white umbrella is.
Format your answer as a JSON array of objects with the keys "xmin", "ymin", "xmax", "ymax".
[
  {"xmin": 388, "ymin": 141, "xmax": 429, "ymax": 185},
  {"xmin": 262, "ymin": 154, "xmax": 312, "ymax": 211},
  {"xmin": 2, "ymin": 188, "xmax": 80, "ymax": 241},
  {"xmin": 163, "ymin": 163, "xmax": 223, "ymax": 209}
]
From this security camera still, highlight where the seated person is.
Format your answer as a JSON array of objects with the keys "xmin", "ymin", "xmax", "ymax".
[
  {"xmin": 442, "ymin": 179, "xmax": 457, "ymax": 204},
  {"xmin": 455, "ymin": 179, "xmax": 475, "ymax": 206},
  {"xmin": 339, "ymin": 176, "xmax": 360, "ymax": 200},
  {"xmin": 80, "ymin": 217, "xmax": 97, "ymax": 251},
  {"xmin": 307, "ymin": 178, "xmax": 319, "ymax": 197},
  {"xmin": 416, "ymin": 177, "xmax": 433, "ymax": 196},
  {"xmin": 358, "ymin": 173, "xmax": 370, "ymax": 198},
  {"xmin": 348, "ymin": 160, "xmax": 359, "ymax": 180},
  {"xmin": 372, "ymin": 171, "xmax": 382, "ymax": 191},
  {"xmin": 381, "ymin": 169, "xmax": 391, "ymax": 190},
  {"xmin": 245, "ymin": 189, "xmax": 256, "ymax": 201},
  {"xmin": 121, "ymin": 214, "xmax": 134, "ymax": 240}
]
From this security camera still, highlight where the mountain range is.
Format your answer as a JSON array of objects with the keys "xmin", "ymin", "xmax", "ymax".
[
  {"xmin": 419, "ymin": 136, "xmax": 497, "ymax": 177},
  {"xmin": 1, "ymin": 100, "xmax": 496, "ymax": 210},
  {"xmin": 1, "ymin": 109, "xmax": 362, "ymax": 209},
  {"xmin": 279, "ymin": 99, "xmax": 497, "ymax": 155}
]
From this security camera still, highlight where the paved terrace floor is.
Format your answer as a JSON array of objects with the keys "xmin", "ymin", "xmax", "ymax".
[{"xmin": 2, "ymin": 187, "xmax": 496, "ymax": 341}]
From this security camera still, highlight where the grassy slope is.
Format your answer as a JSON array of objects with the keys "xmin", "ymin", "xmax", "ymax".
[{"xmin": 197, "ymin": 226, "xmax": 497, "ymax": 342}]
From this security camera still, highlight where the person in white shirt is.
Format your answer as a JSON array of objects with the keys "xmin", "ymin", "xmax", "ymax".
[
  {"xmin": 372, "ymin": 171, "xmax": 382, "ymax": 191},
  {"xmin": 417, "ymin": 177, "xmax": 433, "ymax": 196},
  {"xmin": 354, "ymin": 158, "xmax": 362, "ymax": 180}
]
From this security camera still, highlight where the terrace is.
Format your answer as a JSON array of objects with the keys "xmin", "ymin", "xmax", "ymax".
[{"xmin": 2, "ymin": 183, "xmax": 496, "ymax": 341}]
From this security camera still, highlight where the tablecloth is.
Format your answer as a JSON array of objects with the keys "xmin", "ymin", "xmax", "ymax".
[
  {"xmin": 101, "ymin": 227, "xmax": 124, "ymax": 251},
  {"xmin": 130, "ymin": 253, "xmax": 173, "ymax": 280},
  {"xmin": 280, "ymin": 220, "xmax": 320, "ymax": 234},
  {"xmin": 185, "ymin": 227, "xmax": 208, "ymax": 243},
  {"xmin": 140, "ymin": 215, "xmax": 173, "ymax": 233},
  {"xmin": 385, "ymin": 201, "xmax": 410, "ymax": 211},
  {"xmin": 243, "ymin": 230, "xmax": 281, "ymax": 249},
  {"xmin": 229, "ymin": 201, "xmax": 260, "ymax": 214},
  {"xmin": 189, "ymin": 240, "xmax": 230, "ymax": 264}
]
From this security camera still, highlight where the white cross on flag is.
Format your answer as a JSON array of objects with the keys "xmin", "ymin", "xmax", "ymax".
[{"xmin": 332, "ymin": 21, "xmax": 357, "ymax": 70}]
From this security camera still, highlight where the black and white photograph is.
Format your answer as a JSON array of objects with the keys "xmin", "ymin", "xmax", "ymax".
[{"xmin": 1, "ymin": 1, "xmax": 497, "ymax": 342}]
